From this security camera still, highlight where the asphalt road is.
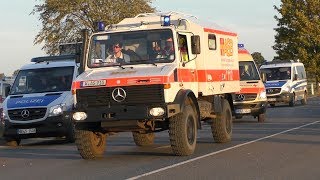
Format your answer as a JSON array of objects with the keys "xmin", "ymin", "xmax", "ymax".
[{"xmin": 0, "ymin": 97, "xmax": 319, "ymax": 180}]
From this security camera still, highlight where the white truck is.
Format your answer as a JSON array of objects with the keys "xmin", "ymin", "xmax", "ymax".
[
  {"xmin": 72, "ymin": 12, "xmax": 241, "ymax": 159},
  {"xmin": 2, "ymin": 55, "xmax": 79, "ymax": 146}
]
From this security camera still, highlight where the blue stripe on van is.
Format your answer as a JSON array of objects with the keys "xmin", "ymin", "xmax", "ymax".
[
  {"xmin": 7, "ymin": 95, "xmax": 61, "ymax": 109},
  {"xmin": 264, "ymin": 81, "xmax": 286, "ymax": 88}
]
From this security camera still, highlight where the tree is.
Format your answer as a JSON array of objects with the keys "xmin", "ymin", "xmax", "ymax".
[
  {"xmin": 0, "ymin": 73, "xmax": 4, "ymax": 80},
  {"xmin": 273, "ymin": 0, "xmax": 320, "ymax": 87},
  {"xmin": 12, "ymin": 69, "xmax": 19, "ymax": 77},
  {"xmin": 251, "ymin": 52, "xmax": 265, "ymax": 67},
  {"xmin": 32, "ymin": 0, "xmax": 155, "ymax": 55}
]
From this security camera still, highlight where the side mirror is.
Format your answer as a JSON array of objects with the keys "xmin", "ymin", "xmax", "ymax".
[
  {"xmin": 260, "ymin": 72, "xmax": 266, "ymax": 83},
  {"xmin": 191, "ymin": 35, "xmax": 201, "ymax": 54},
  {"xmin": 4, "ymin": 85, "xmax": 11, "ymax": 97},
  {"xmin": 293, "ymin": 74, "xmax": 298, "ymax": 81}
]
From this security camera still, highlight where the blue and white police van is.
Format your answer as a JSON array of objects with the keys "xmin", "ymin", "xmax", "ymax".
[
  {"xmin": 260, "ymin": 61, "xmax": 307, "ymax": 107},
  {"xmin": 2, "ymin": 55, "xmax": 78, "ymax": 146}
]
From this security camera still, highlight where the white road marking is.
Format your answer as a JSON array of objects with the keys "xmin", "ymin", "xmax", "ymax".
[{"xmin": 127, "ymin": 120, "xmax": 320, "ymax": 180}]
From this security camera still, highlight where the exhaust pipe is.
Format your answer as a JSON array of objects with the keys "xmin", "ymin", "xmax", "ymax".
[{"xmin": 79, "ymin": 29, "xmax": 89, "ymax": 74}]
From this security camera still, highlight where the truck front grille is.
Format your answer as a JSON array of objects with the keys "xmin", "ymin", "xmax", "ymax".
[
  {"xmin": 76, "ymin": 84, "xmax": 165, "ymax": 108},
  {"xmin": 235, "ymin": 93, "xmax": 257, "ymax": 101},
  {"xmin": 8, "ymin": 108, "xmax": 47, "ymax": 121}
]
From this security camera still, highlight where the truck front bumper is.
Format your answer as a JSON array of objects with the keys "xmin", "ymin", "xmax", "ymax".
[{"xmin": 234, "ymin": 101, "xmax": 267, "ymax": 116}]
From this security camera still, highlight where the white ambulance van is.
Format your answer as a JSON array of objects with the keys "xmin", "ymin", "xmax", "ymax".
[
  {"xmin": 260, "ymin": 61, "xmax": 307, "ymax": 107},
  {"xmin": 2, "ymin": 55, "xmax": 78, "ymax": 146},
  {"xmin": 233, "ymin": 44, "xmax": 267, "ymax": 122}
]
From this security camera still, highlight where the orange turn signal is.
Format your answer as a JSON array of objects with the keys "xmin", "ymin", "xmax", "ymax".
[{"xmin": 164, "ymin": 84, "xmax": 171, "ymax": 89}]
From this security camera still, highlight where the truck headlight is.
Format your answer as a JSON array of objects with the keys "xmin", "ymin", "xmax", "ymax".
[
  {"xmin": 73, "ymin": 112, "xmax": 87, "ymax": 121},
  {"xmin": 49, "ymin": 104, "xmax": 66, "ymax": 117},
  {"xmin": 149, "ymin": 107, "xmax": 165, "ymax": 117},
  {"xmin": 259, "ymin": 90, "xmax": 267, "ymax": 99}
]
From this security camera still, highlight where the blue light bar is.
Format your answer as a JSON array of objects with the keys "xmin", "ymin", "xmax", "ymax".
[
  {"xmin": 162, "ymin": 15, "xmax": 171, "ymax": 26},
  {"xmin": 98, "ymin": 21, "xmax": 105, "ymax": 32},
  {"xmin": 238, "ymin": 43, "xmax": 244, "ymax": 48}
]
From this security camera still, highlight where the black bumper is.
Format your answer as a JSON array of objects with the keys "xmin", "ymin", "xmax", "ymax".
[
  {"xmin": 3, "ymin": 114, "xmax": 72, "ymax": 139},
  {"xmin": 267, "ymin": 92, "xmax": 292, "ymax": 104},
  {"xmin": 234, "ymin": 101, "xmax": 267, "ymax": 116},
  {"xmin": 74, "ymin": 103, "xmax": 180, "ymax": 123}
]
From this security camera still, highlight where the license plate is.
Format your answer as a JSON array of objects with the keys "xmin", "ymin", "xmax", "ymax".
[
  {"xmin": 81, "ymin": 80, "xmax": 106, "ymax": 87},
  {"xmin": 235, "ymin": 109, "xmax": 251, "ymax": 114},
  {"xmin": 17, "ymin": 128, "xmax": 36, "ymax": 135},
  {"xmin": 268, "ymin": 98, "xmax": 277, "ymax": 102}
]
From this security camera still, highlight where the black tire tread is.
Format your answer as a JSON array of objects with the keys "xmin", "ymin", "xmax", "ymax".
[
  {"xmin": 75, "ymin": 130, "xmax": 106, "ymax": 159},
  {"xmin": 211, "ymin": 99, "xmax": 232, "ymax": 143}
]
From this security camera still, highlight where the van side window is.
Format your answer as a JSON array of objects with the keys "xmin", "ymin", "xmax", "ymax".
[
  {"xmin": 296, "ymin": 66, "xmax": 306, "ymax": 79},
  {"xmin": 208, "ymin": 34, "xmax": 216, "ymax": 50}
]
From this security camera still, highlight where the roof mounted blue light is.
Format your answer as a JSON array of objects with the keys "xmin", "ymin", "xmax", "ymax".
[
  {"xmin": 238, "ymin": 43, "xmax": 244, "ymax": 48},
  {"xmin": 161, "ymin": 15, "xmax": 171, "ymax": 26},
  {"xmin": 98, "ymin": 21, "xmax": 105, "ymax": 32}
]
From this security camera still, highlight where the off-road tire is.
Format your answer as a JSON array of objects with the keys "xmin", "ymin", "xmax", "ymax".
[
  {"xmin": 75, "ymin": 130, "xmax": 107, "ymax": 159},
  {"xmin": 301, "ymin": 92, "xmax": 307, "ymax": 105},
  {"xmin": 132, "ymin": 132, "xmax": 155, "ymax": 146},
  {"xmin": 289, "ymin": 93, "xmax": 295, "ymax": 107},
  {"xmin": 211, "ymin": 99, "xmax": 232, "ymax": 143},
  {"xmin": 169, "ymin": 105, "xmax": 197, "ymax": 156},
  {"xmin": 5, "ymin": 138, "xmax": 21, "ymax": 147},
  {"xmin": 258, "ymin": 113, "xmax": 266, "ymax": 123}
]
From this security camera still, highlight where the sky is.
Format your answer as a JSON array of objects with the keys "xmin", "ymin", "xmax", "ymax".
[{"xmin": 0, "ymin": 0, "xmax": 281, "ymax": 76}]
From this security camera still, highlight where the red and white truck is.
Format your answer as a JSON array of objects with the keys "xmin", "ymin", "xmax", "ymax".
[{"xmin": 72, "ymin": 12, "xmax": 240, "ymax": 159}]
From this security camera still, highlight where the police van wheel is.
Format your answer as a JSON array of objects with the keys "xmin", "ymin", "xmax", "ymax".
[
  {"xmin": 289, "ymin": 93, "xmax": 295, "ymax": 107},
  {"xmin": 5, "ymin": 138, "xmax": 21, "ymax": 147},
  {"xmin": 211, "ymin": 99, "xmax": 232, "ymax": 143},
  {"xmin": 169, "ymin": 105, "xmax": 197, "ymax": 156},
  {"xmin": 301, "ymin": 92, "xmax": 307, "ymax": 105},
  {"xmin": 65, "ymin": 124, "xmax": 76, "ymax": 143},
  {"xmin": 270, "ymin": 103, "xmax": 275, "ymax": 107},
  {"xmin": 258, "ymin": 113, "xmax": 266, "ymax": 123},
  {"xmin": 75, "ymin": 130, "xmax": 106, "ymax": 159},
  {"xmin": 132, "ymin": 132, "xmax": 155, "ymax": 146}
]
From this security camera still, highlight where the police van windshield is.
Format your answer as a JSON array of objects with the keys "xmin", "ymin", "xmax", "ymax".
[
  {"xmin": 10, "ymin": 67, "xmax": 74, "ymax": 95},
  {"xmin": 88, "ymin": 29, "xmax": 175, "ymax": 68},
  {"xmin": 260, "ymin": 67, "xmax": 291, "ymax": 81},
  {"xmin": 239, "ymin": 61, "xmax": 260, "ymax": 81}
]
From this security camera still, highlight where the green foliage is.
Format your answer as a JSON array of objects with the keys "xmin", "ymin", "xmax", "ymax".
[
  {"xmin": 251, "ymin": 52, "xmax": 265, "ymax": 67},
  {"xmin": 32, "ymin": 0, "xmax": 155, "ymax": 55},
  {"xmin": 273, "ymin": 0, "xmax": 320, "ymax": 80}
]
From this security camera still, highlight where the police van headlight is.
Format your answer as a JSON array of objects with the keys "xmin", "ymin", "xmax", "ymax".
[
  {"xmin": 49, "ymin": 104, "xmax": 66, "ymax": 117},
  {"xmin": 282, "ymin": 86, "xmax": 291, "ymax": 92},
  {"xmin": 1, "ymin": 110, "xmax": 8, "ymax": 125},
  {"xmin": 259, "ymin": 90, "xmax": 267, "ymax": 99}
]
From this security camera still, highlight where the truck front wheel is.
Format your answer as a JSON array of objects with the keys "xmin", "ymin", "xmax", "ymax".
[
  {"xmin": 169, "ymin": 105, "xmax": 197, "ymax": 156},
  {"xmin": 75, "ymin": 130, "xmax": 106, "ymax": 159},
  {"xmin": 5, "ymin": 138, "xmax": 21, "ymax": 147},
  {"xmin": 211, "ymin": 99, "xmax": 232, "ymax": 143},
  {"xmin": 132, "ymin": 132, "xmax": 155, "ymax": 146}
]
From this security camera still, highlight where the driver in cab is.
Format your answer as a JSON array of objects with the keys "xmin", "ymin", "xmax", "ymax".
[{"xmin": 105, "ymin": 42, "xmax": 130, "ymax": 63}]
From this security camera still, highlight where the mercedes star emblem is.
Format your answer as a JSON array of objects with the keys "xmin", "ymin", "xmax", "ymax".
[
  {"xmin": 21, "ymin": 109, "xmax": 30, "ymax": 118},
  {"xmin": 112, "ymin": 88, "xmax": 127, "ymax": 102},
  {"xmin": 238, "ymin": 94, "xmax": 245, "ymax": 101}
]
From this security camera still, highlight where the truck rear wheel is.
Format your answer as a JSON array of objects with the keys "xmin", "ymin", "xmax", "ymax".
[
  {"xmin": 211, "ymin": 99, "xmax": 232, "ymax": 143},
  {"xmin": 5, "ymin": 138, "xmax": 21, "ymax": 147},
  {"xmin": 132, "ymin": 132, "xmax": 155, "ymax": 146},
  {"xmin": 75, "ymin": 130, "xmax": 106, "ymax": 159},
  {"xmin": 169, "ymin": 105, "xmax": 197, "ymax": 156}
]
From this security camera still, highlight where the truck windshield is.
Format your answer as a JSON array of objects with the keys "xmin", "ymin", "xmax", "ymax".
[
  {"xmin": 260, "ymin": 67, "xmax": 291, "ymax": 81},
  {"xmin": 10, "ymin": 66, "xmax": 74, "ymax": 95},
  {"xmin": 88, "ymin": 29, "xmax": 175, "ymax": 68},
  {"xmin": 239, "ymin": 61, "xmax": 260, "ymax": 81}
]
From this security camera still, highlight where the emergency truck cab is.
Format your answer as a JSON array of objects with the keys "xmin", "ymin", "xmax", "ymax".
[
  {"xmin": 72, "ymin": 12, "xmax": 240, "ymax": 159},
  {"xmin": 260, "ymin": 61, "xmax": 307, "ymax": 107},
  {"xmin": 233, "ymin": 45, "xmax": 267, "ymax": 122},
  {"xmin": 2, "ymin": 55, "xmax": 78, "ymax": 146}
]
